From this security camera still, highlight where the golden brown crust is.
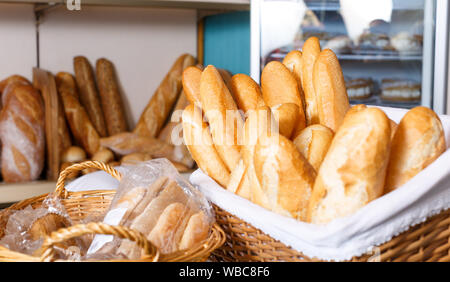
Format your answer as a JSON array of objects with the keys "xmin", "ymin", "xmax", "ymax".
[
  {"xmin": 0, "ymin": 83, "xmax": 45, "ymax": 182},
  {"xmin": 271, "ymin": 103, "xmax": 305, "ymax": 139},
  {"xmin": 384, "ymin": 106, "xmax": 446, "ymax": 193},
  {"xmin": 301, "ymin": 37, "xmax": 321, "ymax": 125},
  {"xmin": 199, "ymin": 65, "xmax": 243, "ymax": 172},
  {"xmin": 308, "ymin": 105, "xmax": 391, "ymax": 224},
  {"xmin": 282, "ymin": 50, "xmax": 307, "ymax": 115},
  {"xmin": 95, "ymin": 58, "xmax": 129, "ymax": 136},
  {"xmin": 293, "ymin": 124, "xmax": 334, "ymax": 172},
  {"xmin": 133, "ymin": 54, "xmax": 196, "ymax": 138},
  {"xmin": 182, "ymin": 66, "xmax": 202, "ymax": 105},
  {"xmin": 182, "ymin": 104, "xmax": 230, "ymax": 187},
  {"xmin": 229, "ymin": 73, "xmax": 265, "ymax": 113},
  {"xmin": 179, "ymin": 211, "xmax": 210, "ymax": 250},
  {"xmin": 56, "ymin": 72, "xmax": 100, "ymax": 157},
  {"xmin": 313, "ymin": 49, "xmax": 350, "ymax": 132},
  {"xmin": 73, "ymin": 56, "xmax": 108, "ymax": 137},
  {"xmin": 253, "ymin": 133, "xmax": 316, "ymax": 221}
]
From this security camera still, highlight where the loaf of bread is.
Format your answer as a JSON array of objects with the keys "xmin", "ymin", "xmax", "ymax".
[
  {"xmin": 61, "ymin": 146, "xmax": 87, "ymax": 163},
  {"xmin": 282, "ymin": 50, "xmax": 306, "ymax": 115},
  {"xmin": 261, "ymin": 61, "xmax": 306, "ymax": 138},
  {"xmin": 229, "ymin": 73, "xmax": 265, "ymax": 113},
  {"xmin": 0, "ymin": 83, "xmax": 45, "ymax": 182},
  {"xmin": 313, "ymin": 49, "xmax": 350, "ymax": 132},
  {"xmin": 308, "ymin": 105, "xmax": 391, "ymax": 224},
  {"xmin": 96, "ymin": 58, "xmax": 128, "ymax": 136},
  {"xmin": 182, "ymin": 104, "xmax": 230, "ymax": 187},
  {"xmin": 271, "ymin": 103, "xmax": 304, "ymax": 139},
  {"xmin": 73, "ymin": 56, "xmax": 108, "ymax": 137},
  {"xmin": 178, "ymin": 211, "xmax": 210, "ymax": 250},
  {"xmin": 301, "ymin": 37, "xmax": 321, "ymax": 125},
  {"xmin": 293, "ymin": 124, "xmax": 334, "ymax": 171},
  {"xmin": 0, "ymin": 75, "xmax": 31, "ymax": 101},
  {"xmin": 56, "ymin": 72, "xmax": 101, "ymax": 157},
  {"xmin": 253, "ymin": 133, "xmax": 316, "ymax": 221},
  {"xmin": 133, "ymin": 54, "xmax": 196, "ymax": 138},
  {"xmin": 385, "ymin": 106, "xmax": 446, "ymax": 193},
  {"xmin": 199, "ymin": 65, "xmax": 243, "ymax": 172},
  {"xmin": 182, "ymin": 66, "xmax": 202, "ymax": 106}
]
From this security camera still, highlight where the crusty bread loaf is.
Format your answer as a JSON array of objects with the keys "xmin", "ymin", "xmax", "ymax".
[
  {"xmin": 133, "ymin": 54, "xmax": 196, "ymax": 138},
  {"xmin": 199, "ymin": 65, "xmax": 243, "ymax": 172},
  {"xmin": 312, "ymin": 49, "xmax": 350, "ymax": 132},
  {"xmin": 229, "ymin": 73, "xmax": 265, "ymax": 113},
  {"xmin": 182, "ymin": 66, "xmax": 202, "ymax": 106},
  {"xmin": 73, "ymin": 56, "xmax": 108, "ymax": 137},
  {"xmin": 282, "ymin": 50, "xmax": 306, "ymax": 115},
  {"xmin": 0, "ymin": 75, "xmax": 31, "ymax": 102},
  {"xmin": 182, "ymin": 104, "xmax": 230, "ymax": 187},
  {"xmin": 271, "ymin": 103, "xmax": 305, "ymax": 139},
  {"xmin": 308, "ymin": 105, "xmax": 391, "ymax": 224},
  {"xmin": 384, "ymin": 106, "xmax": 446, "ymax": 193},
  {"xmin": 56, "ymin": 72, "xmax": 101, "ymax": 157},
  {"xmin": 95, "ymin": 58, "xmax": 128, "ymax": 136},
  {"xmin": 293, "ymin": 124, "xmax": 334, "ymax": 172},
  {"xmin": 0, "ymin": 83, "xmax": 45, "ymax": 182},
  {"xmin": 253, "ymin": 133, "xmax": 316, "ymax": 221},
  {"xmin": 301, "ymin": 37, "xmax": 321, "ymax": 125}
]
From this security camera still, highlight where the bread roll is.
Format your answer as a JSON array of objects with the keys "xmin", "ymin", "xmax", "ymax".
[
  {"xmin": 96, "ymin": 58, "xmax": 128, "ymax": 135},
  {"xmin": 56, "ymin": 72, "xmax": 101, "ymax": 157},
  {"xmin": 91, "ymin": 148, "xmax": 115, "ymax": 163},
  {"xmin": 282, "ymin": 50, "xmax": 306, "ymax": 115},
  {"xmin": 312, "ymin": 49, "xmax": 350, "ymax": 132},
  {"xmin": 182, "ymin": 66, "xmax": 202, "ymax": 105},
  {"xmin": 120, "ymin": 152, "xmax": 152, "ymax": 165},
  {"xmin": 229, "ymin": 73, "xmax": 265, "ymax": 113},
  {"xmin": 133, "ymin": 54, "xmax": 196, "ymax": 138},
  {"xmin": 199, "ymin": 65, "xmax": 243, "ymax": 172},
  {"xmin": 61, "ymin": 146, "xmax": 87, "ymax": 163},
  {"xmin": 179, "ymin": 211, "xmax": 210, "ymax": 250},
  {"xmin": 0, "ymin": 83, "xmax": 45, "ymax": 182},
  {"xmin": 385, "ymin": 106, "xmax": 446, "ymax": 193},
  {"xmin": 308, "ymin": 105, "xmax": 391, "ymax": 224},
  {"xmin": 182, "ymin": 104, "xmax": 230, "ymax": 187},
  {"xmin": 301, "ymin": 37, "xmax": 321, "ymax": 125},
  {"xmin": 253, "ymin": 133, "xmax": 316, "ymax": 221},
  {"xmin": 73, "ymin": 56, "xmax": 108, "ymax": 137},
  {"xmin": 293, "ymin": 124, "xmax": 334, "ymax": 171}
]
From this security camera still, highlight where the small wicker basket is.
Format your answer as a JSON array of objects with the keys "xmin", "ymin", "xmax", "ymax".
[
  {"xmin": 210, "ymin": 205, "xmax": 450, "ymax": 262},
  {"xmin": 0, "ymin": 161, "xmax": 225, "ymax": 262}
]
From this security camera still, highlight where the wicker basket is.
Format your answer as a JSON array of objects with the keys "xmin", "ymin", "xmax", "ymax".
[
  {"xmin": 210, "ymin": 204, "xmax": 450, "ymax": 262},
  {"xmin": 0, "ymin": 161, "xmax": 225, "ymax": 262}
]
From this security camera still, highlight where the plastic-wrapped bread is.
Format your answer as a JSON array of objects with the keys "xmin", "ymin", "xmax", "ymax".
[
  {"xmin": 301, "ymin": 37, "xmax": 321, "ymax": 125},
  {"xmin": 56, "ymin": 72, "xmax": 101, "ymax": 157},
  {"xmin": 313, "ymin": 49, "xmax": 350, "ymax": 132},
  {"xmin": 96, "ymin": 58, "xmax": 129, "ymax": 136},
  {"xmin": 199, "ymin": 65, "xmax": 244, "ymax": 172},
  {"xmin": 74, "ymin": 56, "xmax": 108, "ymax": 137},
  {"xmin": 0, "ymin": 83, "xmax": 45, "ymax": 182},
  {"xmin": 385, "ymin": 106, "xmax": 446, "ymax": 193},
  {"xmin": 133, "ymin": 54, "xmax": 196, "ymax": 138},
  {"xmin": 308, "ymin": 105, "xmax": 391, "ymax": 224},
  {"xmin": 293, "ymin": 124, "xmax": 334, "ymax": 171},
  {"xmin": 179, "ymin": 211, "xmax": 210, "ymax": 250}
]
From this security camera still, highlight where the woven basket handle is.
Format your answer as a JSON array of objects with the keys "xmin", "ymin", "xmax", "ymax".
[
  {"xmin": 39, "ymin": 222, "xmax": 160, "ymax": 262},
  {"xmin": 55, "ymin": 160, "xmax": 122, "ymax": 198}
]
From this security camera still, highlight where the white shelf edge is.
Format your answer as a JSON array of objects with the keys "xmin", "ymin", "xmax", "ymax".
[{"xmin": 0, "ymin": 180, "xmax": 56, "ymax": 204}]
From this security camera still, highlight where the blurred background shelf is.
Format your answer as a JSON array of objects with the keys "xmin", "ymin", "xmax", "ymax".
[{"xmin": 0, "ymin": 181, "xmax": 55, "ymax": 206}]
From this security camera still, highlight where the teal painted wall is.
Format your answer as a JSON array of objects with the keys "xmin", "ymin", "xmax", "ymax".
[{"xmin": 203, "ymin": 11, "xmax": 250, "ymax": 76}]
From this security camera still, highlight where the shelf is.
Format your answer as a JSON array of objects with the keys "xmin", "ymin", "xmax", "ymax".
[
  {"xmin": 0, "ymin": 0, "xmax": 250, "ymax": 10},
  {"xmin": 305, "ymin": 0, "xmax": 424, "ymax": 12},
  {"xmin": 0, "ymin": 180, "xmax": 56, "ymax": 204},
  {"xmin": 338, "ymin": 53, "xmax": 423, "ymax": 62}
]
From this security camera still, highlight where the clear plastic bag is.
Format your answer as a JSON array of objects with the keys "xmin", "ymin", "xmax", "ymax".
[{"xmin": 86, "ymin": 158, "xmax": 214, "ymax": 260}]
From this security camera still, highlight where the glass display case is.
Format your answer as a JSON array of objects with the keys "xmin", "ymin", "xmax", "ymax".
[{"xmin": 251, "ymin": 0, "xmax": 449, "ymax": 113}]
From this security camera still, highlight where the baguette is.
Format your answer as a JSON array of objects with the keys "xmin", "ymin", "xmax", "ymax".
[
  {"xmin": 73, "ymin": 56, "xmax": 108, "ymax": 137},
  {"xmin": 0, "ymin": 75, "xmax": 31, "ymax": 103},
  {"xmin": 199, "ymin": 65, "xmax": 243, "ymax": 172},
  {"xmin": 301, "ymin": 37, "xmax": 321, "ymax": 125},
  {"xmin": 293, "ymin": 124, "xmax": 334, "ymax": 171},
  {"xmin": 271, "ymin": 103, "xmax": 305, "ymax": 139},
  {"xmin": 229, "ymin": 73, "xmax": 265, "ymax": 113},
  {"xmin": 253, "ymin": 133, "xmax": 316, "ymax": 221},
  {"xmin": 282, "ymin": 50, "xmax": 306, "ymax": 115},
  {"xmin": 182, "ymin": 66, "xmax": 202, "ymax": 105},
  {"xmin": 95, "ymin": 58, "xmax": 128, "ymax": 135},
  {"xmin": 55, "ymin": 72, "xmax": 100, "ymax": 157},
  {"xmin": 384, "ymin": 106, "xmax": 446, "ymax": 193},
  {"xmin": 312, "ymin": 49, "xmax": 350, "ymax": 132},
  {"xmin": 182, "ymin": 104, "xmax": 230, "ymax": 187},
  {"xmin": 133, "ymin": 54, "xmax": 196, "ymax": 138},
  {"xmin": 308, "ymin": 105, "xmax": 391, "ymax": 224}
]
